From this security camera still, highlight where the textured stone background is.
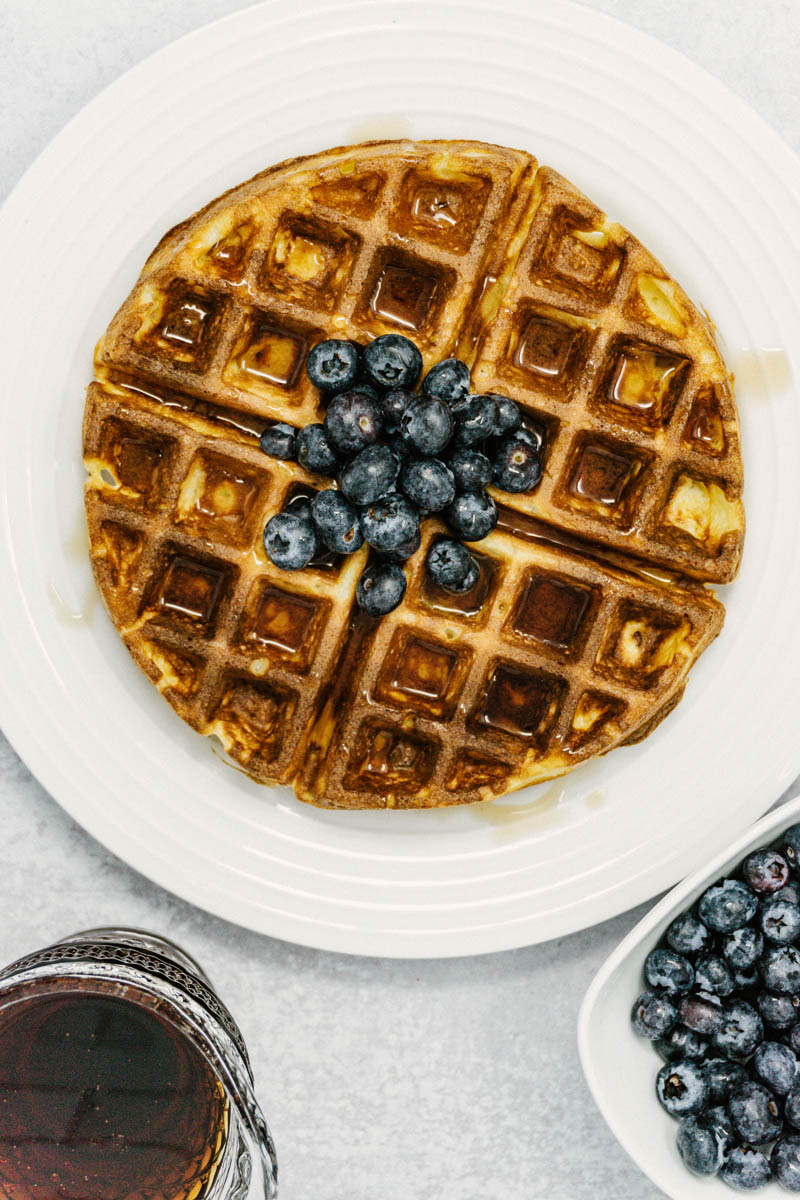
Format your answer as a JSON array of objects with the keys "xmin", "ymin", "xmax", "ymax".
[{"xmin": 1, "ymin": 2, "xmax": 798, "ymax": 1196}]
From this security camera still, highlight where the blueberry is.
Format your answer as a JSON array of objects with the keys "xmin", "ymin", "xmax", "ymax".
[
  {"xmin": 656, "ymin": 1025, "xmax": 709, "ymax": 1062},
  {"xmin": 305, "ymin": 339, "xmax": 360, "ymax": 392},
  {"xmin": 701, "ymin": 1105, "xmax": 736, "ymax": 1154},
  {"xmin": 451, "ymin": 557, "xmax": 479, "ymax": 594},
  {"xmin": 679, "ymin": 992, "xmax": 724, "ymax": 1035},
  {"xmin": 356, "ymin": 561, "xmax": 406, "ymax": 616},
  {"xmin": 667, "ymin": 913, "xmax": 712, "ymax": 958},
  {"xmin": 360, "ymin": 493, "xmax": 419, "ymax": 554},
  {"xmin": 451, "ymin": 394, "xmax": 498, "ymax": 448},
  {"xmin": 758, "ymin": 990, "xmax": 800, "ymax": 1029},
  {"xmin": 340, "ymin": 445, "xmax": 400, "ymax": 506},
  {"xmin": 656, "ymin": 1060, "xmax": 709, "ymax": 1116},
  {"xmin": 296, "ymin": 423, "xmax": 339, "ymax": 476},
  {"xmin": 744, "ymin": 848, "xmax": 791, "ymax": 895},
  {"xmin": 761, "ymin": 946, "xmax": 800, "ymax": 994},
  {"xmin": 783, "ymin": 825, "xmax": 800, "ymax": 870},
  {"xmin": 346, "ymin": 380, "xmax": 380, "ymax": 403},
  {"xmin": 789, "ymin": 1025, "xmax": 800, "ymax": 1056},
  {"xmin": 774, "ymin": 881, "xmax": 800, "ymax": 908},
  {"xmin": 724, "ymin": 928, "xmax": 764, "ymax": 971},
  {"xmin": 386, "ymin": 433, "xmax": 410, "ymax": 469},
  {"xmin": 645, "ymin": 948, "xmax": 695, "ymax": 994},
  {"xmin": 379, "ymin": 388, "xmax": 413, "ymax": 433},
  {"xmin": 380, "ymin": 528, "xmax": 421, "ymax": 564},
  {"xmin": 425, "ymin": 538, "xmax": 475, "ymax": 593},
  {"xmin": 786, "ymin": 1084, "xmax": 800, "ymax": 1128},
  {"xmin": 720, "ymin": 1146, "xmax": 772, "ymax": 1190},
  {"xmin": 705, "ymin": 1059, "xmax": 749, "ymax": 1104},
  {"xmin": 259, "ymin": 422, "xmax": 297, "ymax": 460},
  {"xmin": 699, "ymin": 879, "xmax": 759, "ymax": 933},
  {"xmin": 761, "ymin": 898, "xmax": 800, "ymax": 945},
  {"xmin": 713, "ymin": 999, "xmax": 764, "ymax": 1059},
  {"xmin": 447, "ymin": 448, "xmax": 493, "ymax": 494},
  {"xmin": 733, "ymin": 966, "xmax": 760, "ymax": 992},
  {"xmin": 363, "ymin": 334, "xmax": 423, "ymax": 391},
  {"xmin": 263, "ymin": 511, "xmax": 317, "ymax": 570},
  {"xmin": 443, "ymin": 492, "xmax": 498, "ymax": 542},
  {"xmin": 310, "ymin": 489, "xmax": 364, "ymax": 554},
  {"xmin": 400, "ymin": 396, "xmax": 454, "ymax": 456},
  {"xmin": 772, "ymin": 1137, "xmax": 800, "ymax": 1192},
  {"xmin": 422, "ymin": 357, "xmax": 470, "ymax": 405},
  {"xmin": 754, "ymin": 1041, "xmax": 800, "ymax": 1094},
  {"xmin": 400, "ymin": 458, "xmax": 455, "ymax": 512},
  {"xmin": 696, "ymin": 954, "xmax": 735, "ymax": 997},
  {"xmin": 514, "ymin": 423, "xmax": 546, "ymax": 454},
  {"xmin": 492, "ymin": 433, "xmax": 544, "ymax": 493},
  {"xmin": 285, "ymin": 492, "xmax": 313, "ymax": 523},
  {"xmin": 324, "ymin": 389, "xmax": 383, "ymax": 455},
  {"xmin": 677, "ymin": 1115, "xmax": 724, "ymax": 1176},
  {"xmin": 729, "ymin": 1080, "xmax": 782, "ymax": 1144},
  {"xmin": 489, "ymin": 394, "xmax": 522, "ymax": 438}
]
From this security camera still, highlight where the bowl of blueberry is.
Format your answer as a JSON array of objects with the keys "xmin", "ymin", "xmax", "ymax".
[{"xmin": 579, "ymin": 794, "xmax": 800, "ymax": 1196}]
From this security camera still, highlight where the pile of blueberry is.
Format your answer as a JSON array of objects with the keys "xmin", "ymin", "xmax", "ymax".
[
  {"xmin": 258, "ymin": 334, "xmax": 544, "ymax": 616},
  {"xmin": 631, "ymin": 824, "xmax": 800, "ymax": 1191}
]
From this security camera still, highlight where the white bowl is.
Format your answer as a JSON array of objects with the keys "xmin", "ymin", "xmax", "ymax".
[{"xmin": 578, "ymin": 792, "xmax": 800, "ymax": 1199}]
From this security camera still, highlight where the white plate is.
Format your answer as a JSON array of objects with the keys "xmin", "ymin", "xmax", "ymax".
[
  {"xmin": 0, "ymin": 0, "xmax": 799, "ymax": 958},
  {"xmin": 578, "ymin": 792, "xmax": 800, "ymax": 1199}
]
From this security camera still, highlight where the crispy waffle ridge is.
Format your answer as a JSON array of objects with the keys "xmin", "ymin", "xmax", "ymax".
[{"xmin": 83, "ymin": 139, "xmax": 742, "ymax": 809}]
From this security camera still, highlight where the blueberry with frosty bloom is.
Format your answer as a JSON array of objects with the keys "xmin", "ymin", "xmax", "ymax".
[
  {"xmin": 263, "ymin": 511, "xmax": 317, "ymax": 570},
  {"xmin": 305, "ymin": 338, "xmax": 360, "ymax": 392},
  {"xmin": 311, "ymin": 489, "xmax": 364, "ymax": 554},
  {"xmin": 363, "ymin": 334, "xmax": 422, "ymax": 391},
  {"xmin": 720, "ymin": 1146, "xmax": 772, "ymax": 1190},
  {"xmin": 656, "ymin": 1060, "xmax": 709, "ymax": 1116},
  {"xmin": 698, "ymin": 879, "xmax": 758, "ymax": 933},
  {"xmin": 666, "ymin": 913, "xmax": 711, "ymax": 957},
  {"xmin": 356, "ymin": 561, "xmax": 406, "ymax": 616},
  {"xmin": 339, "ymin": 444, "xmax": 400, "ymax": 506},
  {"xmin": 422, "ymin": 357, "xmax": 470, "ymax": 405}
]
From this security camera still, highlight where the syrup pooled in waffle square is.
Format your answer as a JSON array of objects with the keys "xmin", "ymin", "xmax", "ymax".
[{"xmin": 84, "ymin": 140, "xmax": 741, "ymax": 808}]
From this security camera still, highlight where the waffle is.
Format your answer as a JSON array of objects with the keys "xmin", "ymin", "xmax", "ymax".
[{"xmin": 83, "ymin": 139, "xmax": 742, "ymax": 809}]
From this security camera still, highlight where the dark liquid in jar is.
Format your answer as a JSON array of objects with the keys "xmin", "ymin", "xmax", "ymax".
[{"xmin": 0, "ymin": 991, "xmax": 226, "ymax": 1200}]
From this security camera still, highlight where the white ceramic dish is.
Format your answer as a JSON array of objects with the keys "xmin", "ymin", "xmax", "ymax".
[
  {"xmin": 579, "ymin": 793, "xmax": 800, "ymax": 1199},
  {"xmin": 0, "ymin": 0, "xmax": 799, "ymax": 956}
]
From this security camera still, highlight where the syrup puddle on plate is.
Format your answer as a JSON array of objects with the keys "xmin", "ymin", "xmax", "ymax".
[
  {"xmin": 47, "ymin": 579, "xmax": 98, "ymax": 626},
  {"xmin": 63, "ymin": 521, "xmax": 89, "ymax": 562},
  {"xmin": 584, "ymin": 787, "xmax": 607, "ymax": 811},
  {"xmin": 47, "ymin": 510, "xmax": 98, "ymax": 626},
  {"xmin": 730, "ymin": 348, "xmax": 792, "ymax": 400},
  {"xmin": 210, "ymin": 737, "xmax": 261, "ymax": 784},
  {"xmin": 345, "ymin": 116, "xmax": 414, "ymax": 143},
  {"xmin": 473, "ymin": 780, "xmax": 608, "ymax": 842},
  {"xmin": 473, "ymin": 779, "xmax": 567, "ymax": 841}
]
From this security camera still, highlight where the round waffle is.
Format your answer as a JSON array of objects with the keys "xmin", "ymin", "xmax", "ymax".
[{"xmin": 83, "ymin": 139, "xmax": 743, "ymax": 809}]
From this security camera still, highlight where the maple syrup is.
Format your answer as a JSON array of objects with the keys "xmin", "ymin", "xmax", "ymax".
[
  {"xmin": 477, "ymin": 663, "xmax": 565, "ymax": 743},
  {"xmin": 369, "ymin": 261, "xmax": 439, "ymax": 331},
  {"xmin": 512, "ymin": 573, "xmax": 594, "ymax": 650},
  {"xmin": 472, "ymin": 779, "xmax": 567, "ymax": 837},
  {"xmin": 0, "ymin": 990, "xmax": 226, "ymax": 1200}
]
